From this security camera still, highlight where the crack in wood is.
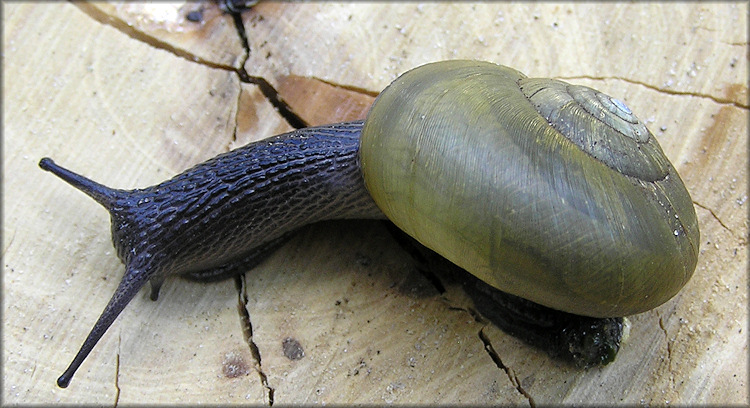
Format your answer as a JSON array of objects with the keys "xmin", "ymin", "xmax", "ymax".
[
  {"xmin": 478, "ymin": 328, "xmax": 536, "ymax": 407},
  {"xmin": 72, "ymin": 2, "xmax": 237, "ymax": 72},
  {"xmin": 234, "ymin": 274, "xmax": 275, "ymax": 406},
  {"xmin": 73, "ymin": 3, "xmax": 375, "ymax": 141},
  {"xmin": 657, "ymin": 314, "xmax": 679, "ymax": 391},
  {"xmin": 311, "ymin": 76, "xmax": 380, "ymax": 98},
  {"xmin": 447, "ymin": 305, "xmax": 485, "ymax": 324},
  {"xmin": 658, "ymin": 316, "xmax": 673, "ymax": 362},
  {"xmin": 225, "ymin": 3, "xmax": 303, "ymax": 150},
  {"xmin": 658, "ymin": 314, "xmax": 679, "ymax": 388},
  {"xmin": 228, "ymin": 6, "xmax": 310, "ymax": 131},
  {"xmin": 227, "ymin": 5, "xmax": 250, "ymax": 55},
  {"xmin": 114, "ymin": 335, "xmax": 121, "ymax": 407},
  {"xmin": 557, "ymin": 74, "xmax": 748, "ymax": 109},
  {"xmin": 228, "ymin": 80, "xmax": 243, "ymax": 148},
  {"xmin": 243, "ymin": 73, "xmax": 308, "ymax": 129},
  {"xmin": 693, "ymin": 201, "xmax": 735, "ymax": 235}
]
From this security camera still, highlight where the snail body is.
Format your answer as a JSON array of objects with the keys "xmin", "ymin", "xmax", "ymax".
[{"xmin": 40, "ymin": 60, "xmax": 699, "ymax": 388}]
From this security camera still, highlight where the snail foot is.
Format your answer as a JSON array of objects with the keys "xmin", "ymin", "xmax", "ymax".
[
  {"xmin": 181, "ymin": 233, "xmax": 292, "ymax": 282},
  {"xmin": 464, "ymin": 274, "xmax": 623, "ymax": 368}
]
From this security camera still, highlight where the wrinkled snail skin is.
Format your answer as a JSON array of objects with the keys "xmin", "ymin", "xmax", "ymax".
[
  {"xmin": 40, "ymin": 122, "xmax": 385, "ymax": 388},
  {"xmin": 39, "ymin": 60, "xmax": 699, "ymax": 388}
]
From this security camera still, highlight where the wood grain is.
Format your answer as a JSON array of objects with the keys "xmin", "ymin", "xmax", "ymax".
[{"xmin": 3, "ymin": 1, "xmax": 747, "ymax": 405}]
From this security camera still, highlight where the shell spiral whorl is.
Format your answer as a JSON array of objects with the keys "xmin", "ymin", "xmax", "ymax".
[{"xmin": 520, "ymin": 78, "xmax": 668, "ymax": 181}]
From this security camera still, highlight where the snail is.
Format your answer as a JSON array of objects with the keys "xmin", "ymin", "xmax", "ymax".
[{"xmin": 40, "ymin": 60, "xmax": 699, "ymax": 388}]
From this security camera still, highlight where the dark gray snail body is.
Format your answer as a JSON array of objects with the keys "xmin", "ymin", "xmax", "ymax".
[{"xmin": 40, "ymin": 60, "xmax": 699, "ymax": 388}]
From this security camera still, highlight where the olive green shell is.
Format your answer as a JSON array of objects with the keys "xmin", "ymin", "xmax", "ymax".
[{"xmin": 359, "ymin": 60, "xmax": 699, "ymax": 318}]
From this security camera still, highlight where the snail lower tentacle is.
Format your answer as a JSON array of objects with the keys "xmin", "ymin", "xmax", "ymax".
[{"xmin": 41, "ymin": 60, "xmax": 699, "ymax": 388}]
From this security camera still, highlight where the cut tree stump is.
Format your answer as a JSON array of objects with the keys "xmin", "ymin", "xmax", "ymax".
[{"xmin": 3, "ymin": 1, "xmax": 747, "ymax": 405}]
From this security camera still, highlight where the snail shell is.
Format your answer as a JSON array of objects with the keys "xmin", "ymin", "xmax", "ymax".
[{"xmin": 360, "ymin": 60, "xmax": 699, "ymax": 317}]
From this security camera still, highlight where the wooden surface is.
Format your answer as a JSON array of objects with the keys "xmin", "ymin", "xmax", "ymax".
[{"xmin": 3, "ymin": 1, "xmax": 747, "ymax": 405}]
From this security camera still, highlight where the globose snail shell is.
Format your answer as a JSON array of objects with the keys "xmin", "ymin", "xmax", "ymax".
[{"xmin": 360, "ymin": 60, "xmax": 698, "ymax": 318}]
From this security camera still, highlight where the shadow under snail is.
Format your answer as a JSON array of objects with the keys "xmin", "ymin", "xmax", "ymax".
[{"xmin": 39, "ymin": 60, "xmax": 699, "ymax": 388}]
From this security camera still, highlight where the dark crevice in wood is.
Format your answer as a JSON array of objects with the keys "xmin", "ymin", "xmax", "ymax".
[
  {"xmin": 226, "ymin": 3, "xmax": 304, "ymax": 132},
  {"xmin": 478, "ymin": 328, "xmax": 536, "ymax": 407},
  {"xmin": 313, "ymin": 76, "xmax": 380, "ymax": 98},
  {"xmin": 557, "ymin": 74, "xmax": 748, "ymax": 109},
  {"xmin": 243, "ymin": 73, "xmax": 309, "ymax": 129},
  {"xmin": 72, "ymin": 2, "xmax": 237, "ymax": 72},
  {"xmin": 693, "ymin": 200, "xmax": 734, "ymax": 234},
  {"xmin": 227, "ymin": 5, "xmax": 251, "ymax": 55},
  {"xmin": 74, "ymin": 1, "xmax": 351, "ymax": 133},
  {"xmin": 114, "ymin": 336, "xmax": 121, "ymax": 407},
  {"xmin": 234, "ymin": 274, "xmax": 276, "ymax": 406}
]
